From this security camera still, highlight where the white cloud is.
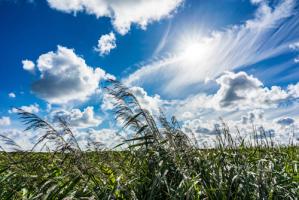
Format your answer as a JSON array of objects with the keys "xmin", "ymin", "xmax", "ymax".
[
  {"xmin": 0, "ymin": 129, "xmax": 36, "ymax": 151},
  {"xmin": 157, "ymin": 71, "xmax": 299, "ymax": 135},
  {"xmin": 287, "ymin": 82, "xmax": 299, "ymax": 98},
  {"xmin": 183, "ymin": 118, "xmax": 219, "ymax": 135},
  {"xmin": 10, "ymin": 103, "xmax": 39, "ymax": 114},
  {"xmin": 95, "ymin": 32, "xmax": 116, "ymax": 56},
  {"xmin": 250, "ymin": 0, "xmax": 265, "ymax": 4},
  {"xmin": 76, "ymin": 128, "xmax": 124, "ymax": 149},
  {"xmin": 180, "ymin": 111, "xmax": 195, "ymax": 120},
  {"xmin": 214, "ymin": 71, "xmax": 263, "ymax": 108},
  {"xmin": 180, "ymin": 112, "xmax": 299, "ymax": 147},
  {"xmin": 181, "ymin": 118, "xmax": 223, "ymax": 147},
  {"xmin": 101, "ymin": 93, "xmax": 119, "ymax": 112},
  {"xmin": 0, "ymin": 117, "xmax": 11, "ymax": 126},
  {"xmin": 0, "ymin": 127, "xmax": 125, "ymax": 151},
  {"xmin": 31, "ymin": 45, "xmax": 111, "ymax": 104},
  {"xmin": 213, "ymin": 71, "xmax": 289, "ymax": 110},
  {"xmin": 289, "ymin": 41, "xmax": 299, "ymax": 50},
  {"xmin": 130, "ymin": 86, "xmax": 162, "ymax": 115},
  {"xmin": 22, "ymin": 59, "xmax": 35, "ymax": 72},
  {"xmin": 50, "ymin": 106, "xmax": 102, "ymax": 128},
  {"xmin": 138, "ymin": 69, "xmax": 299, "ymax": 146},
  {"xmin": 8, "ymin": 92, "xmax": 16, "ymax": 98},
  {"xmin": 47, "ymin": 0, "xmax": 183, "ymax": 35},
  {"xmin": 101, "ymin": 85, "xmax": 162, "ymax": 116},
  {"xmin": 170, "ymin": 71, "xmax": 291, "ymax": 118},
  {"xmin": 240, "ymin": 110, "xmax": 264, "ymax": 124},
  {"xmin": 125, "ymin": 0, "xmax": 298, "ymax": 95},
  {"xmin": 289, "ymin": 41, "xmax": 299, "ymax": 63}
]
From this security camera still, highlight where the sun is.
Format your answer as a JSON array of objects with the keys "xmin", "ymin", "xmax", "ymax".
[
  {"xmin": 182, "ymin": 42, "xmax": 205, "ymax": 63},
  {"xmin": 178, "ymin": 35, "xmax": 209, "ymax": 64},
  {"xmin": 174, "ymin": 31, "xmax": 212, "ymax": 67}
]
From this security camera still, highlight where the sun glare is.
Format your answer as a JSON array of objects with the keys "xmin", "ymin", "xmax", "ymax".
[
  {"xmin": 178, "ymin": 34, "xmax": 209, "ymax": 64},
  {"xmin": 182, "ymin": 42, "xmax": 204, "ymax": 63}
]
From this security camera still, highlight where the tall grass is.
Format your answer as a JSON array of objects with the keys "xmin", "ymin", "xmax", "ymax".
[{"xmin": 0, "ymin": 80, "xmax": 298, "ymax": 199}]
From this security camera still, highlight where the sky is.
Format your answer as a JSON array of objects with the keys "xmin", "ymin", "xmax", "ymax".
[{"xmin": 0, "ymin": 0, "xmax": 299, "ymax": 150}]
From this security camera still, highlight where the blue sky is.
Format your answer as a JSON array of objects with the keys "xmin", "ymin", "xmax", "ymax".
[{"xmin": 0, "ymin": 0, "xmax": 299, "ymax": 149}]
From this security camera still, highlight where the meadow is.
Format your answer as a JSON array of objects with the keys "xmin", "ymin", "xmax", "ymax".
[{"xmin": 0, "ymin": 81, "xmax": 298, "ymax": 199}]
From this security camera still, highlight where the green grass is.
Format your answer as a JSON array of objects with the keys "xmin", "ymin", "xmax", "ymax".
[
  {"xmin": 0, "ymin": 80, "xmax": 298, "ymax": 199},
  {"xmin": 0, "ymin": 147, "xmax": 298, "ymax": 199}
]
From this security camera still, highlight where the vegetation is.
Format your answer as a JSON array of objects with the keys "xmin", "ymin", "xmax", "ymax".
[{"xmin": 0, "ymin": 81, "xmax": 298, "ymax": 199}]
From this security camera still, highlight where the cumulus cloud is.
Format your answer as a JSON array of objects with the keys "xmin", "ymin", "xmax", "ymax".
[
  {"xmin": 0, "ymin": 129, "xmax": 36, "ymax": 151},
  {"xmin": 171, "ymin": 71, "xmax": 292, "ymax": 118},
  {"xmin": 8, "ymin": 92, "xmax": 16, "ymax": 98},
  {"xmin": 289, "ymin": 41, "xmax": 299, "ymax": 50},
  {"xmin": 130, "ymin": 86, "xmax": 162, "ymax": 115},
  {"xmin": 0, "ymin": 116, "xmax": 11, "ymax": 126},
  {"xmin": 95, "ymin": 32, "xmax": 116, "ymax": 56},
  {"xmin": 125, "ymin": 0, "xmax": 299, "ymax": 95},
  {"xmin": 287, "ymin": 83, "xmax": 299, "ymax": 98},
  {"xmin": 101, "ymin": 93, "xmax": 117, "ymax": 112},
  {"xmin": 76, "ymin": 128, "xmax": 124, "ymax": 149},
  {"xmin": 180, "ymin": 118, "xmax": 224, "ymax": 147},
  {"xmin": 22, "ymin": 59, "xmax": 35, "ymax": 72},
  {"xmin": 214, "ymin": 72, "xmax": 263, "ymax": 107},
  {"xmin": 50, "ymin": 106, "xmax": 102, "ymax": 128},
  {"xmin": 241, "ymin": 110, "xmax": 264, "ymax": 124},
  {"xmin": 31, "ymin": 45, "xmax": 111, "ymax": 104},
  {"xmin": 174, "ymin": 79, "xmax": 299, "ymax": 146},
  {"xmin": 242, "ymin": 115, "xmax": 297, "ymax": 143},
  {"xmin": 180, "ymin": 111, "xmax": 196, "ymax": 120},
  {"xmin": 180, "ymin": 112, "xmax": 298, "ymax": 147},
  {"xmin": 158, "ymin": 71, "xmax": 299, "ymax": 137},
  {"xmin": 101, "ymin": 86, "xmax": 162, "ymax": 115},
  {"xmin": 10, "ymin": 103, "xmax": 39, "ymax": 114},
  {"xmin": 183, "ymin": 118, "xmax": 220, "ymax": 135},
  {"xmin": 47, "ymin": 0, "xmax": 183, "ymax": 35},
  {"xmin": 213, "ymin": 71, "xmax": 289, "ymax": 110},
  {"xmin": 0, "ymin": 127, "xmax": 124, "ymax": 151}
]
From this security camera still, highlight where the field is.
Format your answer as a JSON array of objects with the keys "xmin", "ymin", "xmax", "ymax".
[
  {"xmin": 0, "ymin": 81, "xmax": 298, "ymax": 199},
  {"xmin": 0, "ymin": 146, "xmax": 298, "ymax": 199}
]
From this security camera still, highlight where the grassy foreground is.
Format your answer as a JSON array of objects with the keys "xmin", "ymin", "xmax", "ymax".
[
  {"xmin": 0, "ymin": 147, "xmax": 298, "ymax": 199},
  {"xmin": 0, "ymin": 81, "xmax": 298, "ymax": 199}
]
